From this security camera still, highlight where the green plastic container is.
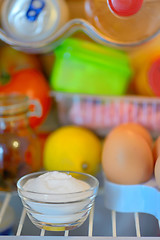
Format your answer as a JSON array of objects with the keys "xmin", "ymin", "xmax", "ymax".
[{"xmin": 50, "ymin": 38, "xmax": 132, "ymax": 95}]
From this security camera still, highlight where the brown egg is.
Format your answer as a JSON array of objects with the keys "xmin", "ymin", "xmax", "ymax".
[
  {"xmin": 102, "ymin": 129, "xmax": 154, "ymax": 185},
  {"xmin": 109, "ymin": 123, "xmax": 152, "ymax": 148},
  {"xmin": 154, "ymin": 156, "xmax": 160, "ymax": 188},
  {"xmin": 152, "ymin": 137, "xmax": 160, "ymax": 164}
]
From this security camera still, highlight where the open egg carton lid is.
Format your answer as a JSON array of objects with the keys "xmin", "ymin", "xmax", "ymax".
[{"xmin": 103, "ymin": 175, "xmax": 160, "ymax": 221}]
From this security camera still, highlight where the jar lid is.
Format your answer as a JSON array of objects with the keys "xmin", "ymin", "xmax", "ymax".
[
  {"xmin": 55, "ymin": 38, "xmax": 132, "ymax": 76},
  {"xmin": 0, "ymin": 94, "xmax": 29, "ymax": 116}
]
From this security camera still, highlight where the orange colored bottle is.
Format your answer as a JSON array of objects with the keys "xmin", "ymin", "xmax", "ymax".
[
  {"xmin": 128, "ymin": 35, "xmax": 160, "ymax": 96},
  {"xmin": 133, "ymin": 57, "xmax": 160, "ymax": 97},
  {"xmin": 84, "ymin": 0, "xmax": 160, "ymax": 44}
]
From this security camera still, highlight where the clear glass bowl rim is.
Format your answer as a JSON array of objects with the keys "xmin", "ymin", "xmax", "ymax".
[{"xmin": 17, "ymin": 170, "xmax": 99, "ymax": 197}]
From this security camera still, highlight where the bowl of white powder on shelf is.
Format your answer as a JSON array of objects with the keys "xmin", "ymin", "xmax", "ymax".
[{"xmin": 17, "ymin": 171, "xmax": 99, "ymax": 231}]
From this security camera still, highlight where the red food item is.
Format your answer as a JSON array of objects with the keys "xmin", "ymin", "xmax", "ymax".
[
  {"xmin": 148, "ymin": 58, "xmax": 160, "ymax": 97},
  {"xmin": 108, "ymin": 0, "xmax": 144, "ymax": 17},
  {"xmin": 0, "ymin": 69, "xmax": 52, "ymax": 128}
]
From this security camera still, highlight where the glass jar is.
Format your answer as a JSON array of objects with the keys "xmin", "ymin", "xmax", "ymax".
[{"xmin": 0, "ymin": 94, "xmax": 42, "ymax": 191}]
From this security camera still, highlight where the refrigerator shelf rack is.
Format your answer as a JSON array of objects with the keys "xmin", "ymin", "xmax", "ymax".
[{"xmin": 0, "ymin": 188, "xmax": 159, "ymax": 239}]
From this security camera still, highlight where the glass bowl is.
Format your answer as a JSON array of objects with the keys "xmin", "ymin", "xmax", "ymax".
[{"xmin": 17, "ymin": 171, "xmax": 99, "ymax": 231}]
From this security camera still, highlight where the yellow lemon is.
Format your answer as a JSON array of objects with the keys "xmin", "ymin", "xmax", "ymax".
[{"xmin": 43, "ymin": 126, "xmax": 102, "ymax": 176}]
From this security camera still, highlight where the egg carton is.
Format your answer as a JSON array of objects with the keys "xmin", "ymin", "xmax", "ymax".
[{"xmin": 104, "ymin": 176, "xmax": 160, "ymax": 220}]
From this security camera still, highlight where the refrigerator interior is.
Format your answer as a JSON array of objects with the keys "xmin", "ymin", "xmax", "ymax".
[{"xmin": 0, "ymin": 0, "xmax": 159, "ymax": 239}]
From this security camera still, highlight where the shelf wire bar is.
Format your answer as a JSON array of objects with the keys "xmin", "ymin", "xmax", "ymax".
[
  {"xmin": 0, "ymin": 193, "xmax": 11, "ymax": 225},
  {"xmin": 40, "ymin": 229, "xmax": 45, "ymax": 236},
  {"xmin": 112, "ymin": 210, "xmax": 117, "ymax": 237},
  {"xmin": 16, "ymin": 208, "xmax": 26, "ymax": 236},
  {"xmin": 0, "ymin": 192, "xmax": 147, "ymax": 238},
  {"xmin": 65, "ymin": 230, "xmax": 69, "ymax": 236},
  {"xmin": 158, "ymin": 220, "xmax": 160, "ymax": 229},
  {"xmin": 134, "ymin": 212, "xmax": 141, "ymax": 237},
  {"xmin": 88, "ymin": 205, "xmax": 94, "ymax": 236}
]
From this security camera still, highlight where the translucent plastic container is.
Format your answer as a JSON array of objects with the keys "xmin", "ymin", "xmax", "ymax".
[
  {"xmin": 52, "ymin": 91, "xmax": 160, "ymax": 138},
  {"xmin": 0, "ymin": 0, "xmax": 159, "ymax": 53},
  {"xmin": 84, "ymin": 0, "xmax": 160, "ymax": 45},
  {"xmin": 50, "ymin": 38, "xmax": 132, "ymax": 96}
]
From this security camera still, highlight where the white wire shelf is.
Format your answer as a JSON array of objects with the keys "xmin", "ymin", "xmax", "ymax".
[{"xmin": 0, "ymin": 187, "xmax": 159, "ymax": 239}]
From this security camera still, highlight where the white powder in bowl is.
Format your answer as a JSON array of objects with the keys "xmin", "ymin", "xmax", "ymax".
[{"xmin": 23, "ymin": 171, "xmax": 90, "ymax": 194}]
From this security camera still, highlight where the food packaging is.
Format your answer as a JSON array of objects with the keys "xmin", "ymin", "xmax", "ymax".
[{"xmin": 50, "ymin": 38, "xmax": 132, "ymax": 95}]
